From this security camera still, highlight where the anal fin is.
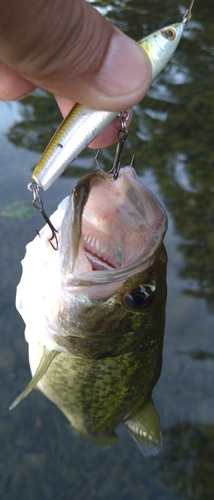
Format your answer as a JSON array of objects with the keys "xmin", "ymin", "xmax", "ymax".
[{"xmin": 124, "ymin": 397, "xmax": 162, "ymax": 456}]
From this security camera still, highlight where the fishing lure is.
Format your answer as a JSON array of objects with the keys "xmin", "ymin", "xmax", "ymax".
[{"xmin": 31, "ymin": 1, "xmax": 195, "ymax": 192}]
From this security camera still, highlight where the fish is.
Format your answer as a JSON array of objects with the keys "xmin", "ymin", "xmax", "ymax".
[
  {"xmin": 12, "ymin": 165, "xmax": 167, "ymax": 455},
  {"xmin": 32, "ymin": 2, "xmax": 194, "ymax": 191}
]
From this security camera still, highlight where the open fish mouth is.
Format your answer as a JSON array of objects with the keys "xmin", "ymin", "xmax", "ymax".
[{"xmin": 59, "ymin": 166, "xmax": 167, "ymax": 286}]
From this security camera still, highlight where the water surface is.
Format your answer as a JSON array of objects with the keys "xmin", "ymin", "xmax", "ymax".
[{"xmin": 0, "ymin": 1, "xmax": 214, "ymax": 499}]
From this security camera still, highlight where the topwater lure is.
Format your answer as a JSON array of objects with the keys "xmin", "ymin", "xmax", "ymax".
[{"xmin": 32, "ymin": 1, "xmax": 195, "ymax": 191}]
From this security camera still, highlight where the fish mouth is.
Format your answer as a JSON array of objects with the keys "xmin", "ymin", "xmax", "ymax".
[{"xmin": 59, "ymin": 167, "xmax": 167, "ymax": 286}]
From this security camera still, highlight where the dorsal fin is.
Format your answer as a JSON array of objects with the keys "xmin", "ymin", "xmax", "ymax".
[
  {"xmin": 124, "ymin": 397, "xmax": 162, "ymax": 456},
  {"xmin": 9, "ymin": 348, "xmax": 58, "ymax": 410}
]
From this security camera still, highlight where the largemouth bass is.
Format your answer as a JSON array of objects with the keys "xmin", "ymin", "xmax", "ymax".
[{"xmin": 13, "ymin": 166, "xmax": 167, "ymax": 455}]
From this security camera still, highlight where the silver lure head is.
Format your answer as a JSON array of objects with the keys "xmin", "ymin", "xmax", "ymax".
[
  {"xmin": 140, "ymin": 22, "xmax": 185, "ymax": 80},
  {"xmin": 140, "ymin": 0, "xmax": 195, "ymax": 80}
]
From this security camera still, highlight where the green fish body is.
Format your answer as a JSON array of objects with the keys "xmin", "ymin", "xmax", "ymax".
[{"xmin": 14, "ymin": 166, "xmax": 167, "ymax": 454}]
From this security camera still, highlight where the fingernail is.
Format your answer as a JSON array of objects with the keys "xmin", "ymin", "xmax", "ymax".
[{"xmin": 96, "ymin": 33, "xmax": 151, "ymax": 98}]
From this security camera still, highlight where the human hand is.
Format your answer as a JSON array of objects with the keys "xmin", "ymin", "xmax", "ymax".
[{"xmin": 0, "ymin": 0, "xmax": 151, "ymax": 148}]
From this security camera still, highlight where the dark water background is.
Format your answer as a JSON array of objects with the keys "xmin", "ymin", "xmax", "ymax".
[{"xmin": 0, "ymin": 1, "xmax": 214, "ymax": 498}]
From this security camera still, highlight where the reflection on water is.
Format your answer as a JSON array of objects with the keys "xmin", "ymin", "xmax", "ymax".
[
  {"xmin": 0, "ymin": 0, "xmax": 214, "ymax": 499},
  {"xmin": 7, "ymin": 90, "xmax": 62, "ymax": 154},
  {"xmin": 160, "ymin": 423, "xmax": 214, "ymax": 500}
]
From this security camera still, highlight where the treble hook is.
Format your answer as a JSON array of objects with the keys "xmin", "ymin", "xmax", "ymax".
[
  {"xmin": 28, "ymin": 182, "xmax": 58, "ymax": 250},
  {"xmin": 94, "ymin": 111, "xmax": 129, "ymax": 179},
  {"xmin": 109, "ymin": 110, "xmax": 129, "ymax": 180}
]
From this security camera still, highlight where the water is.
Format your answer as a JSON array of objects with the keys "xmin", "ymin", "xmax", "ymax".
[{"xmin": 0, "ymin": 1, "xmax": 214, "ymax": 498}]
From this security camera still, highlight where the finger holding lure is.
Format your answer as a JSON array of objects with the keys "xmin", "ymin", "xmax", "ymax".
[{"xmin": 32, "ymin": 0, "xmax": 195, "ymax": 192}]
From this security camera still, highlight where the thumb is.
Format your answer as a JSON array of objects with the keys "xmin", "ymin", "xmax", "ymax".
[{"xmin": 0, "ymin": 0, "xmax": 152, "ymax": 111}]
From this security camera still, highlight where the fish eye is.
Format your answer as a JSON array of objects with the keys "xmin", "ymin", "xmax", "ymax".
[
  {"xmin": 124, "ymin": 286, "xmax": 152, "ymax": 312},
  {"xmin": 161, "ymin": 28, "xmax": 176, "ymax": 41}
]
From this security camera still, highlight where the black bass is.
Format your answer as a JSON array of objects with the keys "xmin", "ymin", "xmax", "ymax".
[
  {"xmin": 13, "ymin": 166, "xmax": 167, "ymax": 454},
  {"xmin": 32, "ymin": 3, "xmax": 194, "ymax": 191}
]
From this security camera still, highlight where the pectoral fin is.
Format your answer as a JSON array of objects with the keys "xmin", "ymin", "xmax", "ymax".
[
  {"xmin": 9, "ymin": 348, "xmax": 58, "ymax": 410},
  {"xmin": 124, "ymin": 398, "xmax": 162, "ymax": 456}
]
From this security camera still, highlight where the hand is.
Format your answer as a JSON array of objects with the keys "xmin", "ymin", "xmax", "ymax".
[{"xmin": 0, "ymin": 0, "xmax": 152, "ymax": 148}]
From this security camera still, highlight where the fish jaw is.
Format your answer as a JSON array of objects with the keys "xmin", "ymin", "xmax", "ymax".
[{"xmin": 59, "ymin": 166, "xmax": 167, "ymax": 287}]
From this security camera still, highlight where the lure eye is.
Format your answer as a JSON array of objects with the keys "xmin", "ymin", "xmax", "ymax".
[
  {"xmin": 124, "ymin": 286, "xmax": 152, "ymax": 312},
  {"xmin": 161, "ymin": 28, "xmax": 176, "ymax": 41}
]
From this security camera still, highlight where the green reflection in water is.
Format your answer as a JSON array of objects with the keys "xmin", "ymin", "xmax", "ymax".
[
  {"xmin": 7, "ymin": 90, "xmax": 61, "ymax": 153},
  {"xmin": 160, "ymin": 423, "xmax": 214, "ymax": 500}
]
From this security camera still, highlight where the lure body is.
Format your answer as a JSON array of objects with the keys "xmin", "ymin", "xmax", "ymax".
[{"xmin": 32, "ymin": 21, "xmax": 186, "ymax": 190}]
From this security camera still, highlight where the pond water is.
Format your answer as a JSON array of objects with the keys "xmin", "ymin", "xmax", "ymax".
[{"xmin": 0, "ymin": 1, "xmax": 214, "ymax": 499}]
